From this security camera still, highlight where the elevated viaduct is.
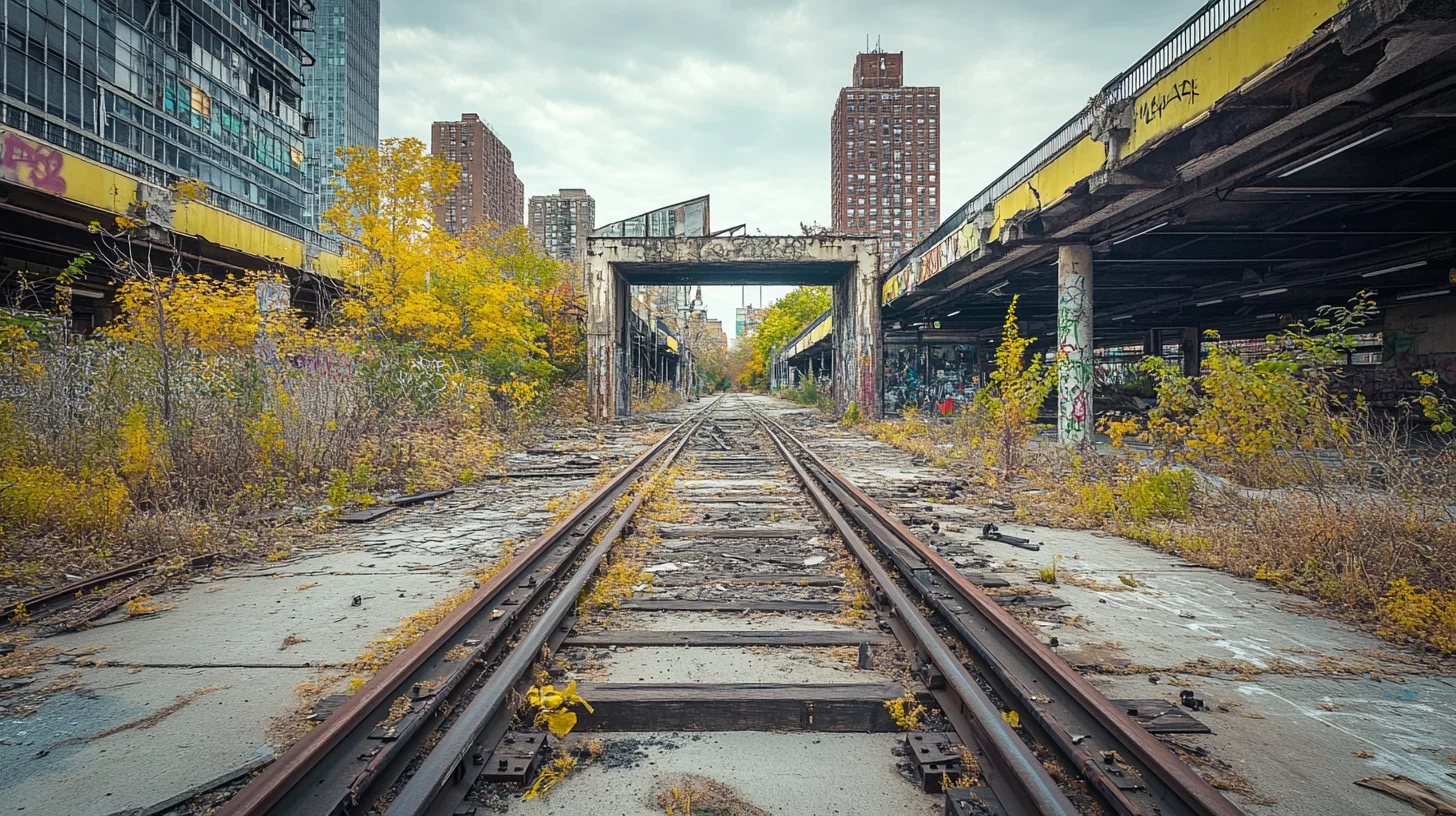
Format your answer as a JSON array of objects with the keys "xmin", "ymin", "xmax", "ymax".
[{"xmin": 783, "ymin": 0, "xmax": 1456, "ymax": 437}]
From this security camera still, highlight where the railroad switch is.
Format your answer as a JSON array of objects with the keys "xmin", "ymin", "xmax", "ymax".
[
  {"xmin": 479, "ymin": 731, "xmax": 548, "ymax": 785},
  {"xmin": 904, "ymin": 732, "xmax": 966, "ymax": 793}
]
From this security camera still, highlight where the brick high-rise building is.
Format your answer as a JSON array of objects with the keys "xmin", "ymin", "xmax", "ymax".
[
  {"xmin": 831, "ymin": 50, "xmax": 940, "ymax": 264},
  {"xmin": 431, "ymin": 114, "xmax": 524, "ymax": 234},
  {"xmin": 529, "ymin": 188, "xmax": 595, "ymax": 269}
]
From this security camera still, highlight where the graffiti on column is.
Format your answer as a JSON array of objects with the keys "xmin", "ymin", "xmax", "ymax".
[
  {"xmin": 1057, "ymin": 262, "xmax": 1092, "ymax": 441},
  {"xmin": 1, "ymin": 131, "xmax": 68, "ymax": 195}
]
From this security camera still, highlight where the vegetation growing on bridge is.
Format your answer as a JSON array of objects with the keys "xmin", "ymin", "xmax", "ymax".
[{"xmin": 0, "ymin": 138, "xmax": 584, "ymax": 590}]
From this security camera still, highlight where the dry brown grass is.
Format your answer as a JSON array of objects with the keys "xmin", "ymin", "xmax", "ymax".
[
  {"xmin": 849, "ymin": 408, "xmax": 1456, "ymax": 655},
  {"xmin": 654, "ymin": 774, "xmax": 770, "ymax": 816}
]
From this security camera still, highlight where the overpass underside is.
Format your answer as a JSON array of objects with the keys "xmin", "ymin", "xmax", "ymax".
[
  {"xmin": 586, "ymin": 236, "xmax": 879, "ymax": 421},
  {"xmin": 883, "ymin": 0, "xmax": 1456, "ymax": 438},
  {"xmin": 0, "ymin": 128, "xmax": 344, "ymax": 331}
]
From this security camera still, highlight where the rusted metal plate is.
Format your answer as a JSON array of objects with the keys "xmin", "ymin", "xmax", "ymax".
[
  {"xmin": 338, "ymin": 506, "xmax": 399, "ymax": 523},
  {"xmin": 1111, "ymin": 699, "xmax": 1212, "ymax": 735}
]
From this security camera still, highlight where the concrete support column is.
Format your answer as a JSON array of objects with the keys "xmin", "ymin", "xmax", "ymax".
[
  {"xmin": 832, "ymin": 242, "xmax": 882, "ymax": 417},
  {"xmin": 1182, "ymin": 327, "xmax": 1201, "ymax": 377},
  {"xmin": 1057, "ymin": 244, "xmax": 1094, "ymax": 444},
  {"xmin": 587, "ymin": 264, "xmax": 628, "ymax": 422},
  {"xmin": 1143, "ymin": 328, "xmax": 1162, "ymax": 360}
]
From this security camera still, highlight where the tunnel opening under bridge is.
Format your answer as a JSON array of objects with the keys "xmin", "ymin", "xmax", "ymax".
[{"xmin": 585, "ymin": 236, "xmax": 881, "ymax": 421}]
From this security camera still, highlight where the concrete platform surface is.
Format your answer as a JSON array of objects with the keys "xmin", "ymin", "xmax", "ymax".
[{"xmin": 509, "ymin": 731, "xmax": 941, "ymax": 816}]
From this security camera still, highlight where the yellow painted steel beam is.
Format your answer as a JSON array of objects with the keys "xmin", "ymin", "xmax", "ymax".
[
  {"xmin": 785, "ymin": 313, "xmax": 833, "ymax": 358},
  {"xmin": 1125, "ymin": 0, "xmax": 1344, "ymax": 155},
  {"xmin": 885, "ymin": 0, "xmax": 1346, "ymax": 307},
  {"xmin": 989, "ymin": 135, "xmax": 1108, "ymax": 241},
  {"xmin": 0, "ymin": 127, "xmax": 342, "ymax": 275}
]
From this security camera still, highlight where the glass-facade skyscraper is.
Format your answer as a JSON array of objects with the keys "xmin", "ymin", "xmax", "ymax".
[
  {"xmin": 1, "ymin": 0, "xmax": 320, "ymax": 238},
  {"xmin": 301, "ymin": 0, "xmax": 379, "ymax": 229}
]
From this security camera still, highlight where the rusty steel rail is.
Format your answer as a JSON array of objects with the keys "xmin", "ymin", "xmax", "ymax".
[
  {"xmin": 758, "ymin": 418, "xmax": 1077, "ymax": 816},
  {"xmin": 9, "ymin": 553, "xmax": 217, "ymax": 620},
  {"xmin": 383, "ymin": 406, "xmax": 709, "ymax": 816},
  {"xmin": 757, "ymin": 412, "xmax": 1243, "ymax": 816},
  {"xmin": 217, "ymin": 403, "xmax": 715, "ymax": 816}
]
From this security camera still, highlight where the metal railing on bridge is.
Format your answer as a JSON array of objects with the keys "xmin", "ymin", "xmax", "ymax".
[{"xmin": 886, "ymin": 0, "xmax": 1262, "ymax": 285}]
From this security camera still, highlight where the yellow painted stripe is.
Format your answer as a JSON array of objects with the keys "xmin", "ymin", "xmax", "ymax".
[
  {"xmin": 1126, "ymin": 0, "xmax": 1343, "ymax": 154},
  {"xmin": 310, "ymin": 249, "xmax": 347, "ymax": 278},
  {"xmin": 2, "ymin": 126, "xmax": 345, "ymax": 275},
  {"xmin": 989, "ymin": 135, "xmax": 1107, "ymax": 241},
  {"xmin": 1, "ymin": 128, "xmax": 137, "ymax": 215},
  {"xmin": 787, "ymin": 314, "xmax": 832, "ymax": 357},
  {"xmin": 173, "ymin": 200, "xmax": 304, "ymax": 267}
]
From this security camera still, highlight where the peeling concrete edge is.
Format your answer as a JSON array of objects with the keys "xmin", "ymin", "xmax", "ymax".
[{"xmin": 103, "ymin": 744, "xmax": 276, "ymax": 816}]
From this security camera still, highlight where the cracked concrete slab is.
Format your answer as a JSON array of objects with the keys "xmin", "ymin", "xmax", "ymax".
[
  {"xmin": 1093, "ymin": 672, "xmax": 1456, "ymax": 816},
  {"xmin": 0, "ymin": 666, "xmax": 303, "ymax": 816}
]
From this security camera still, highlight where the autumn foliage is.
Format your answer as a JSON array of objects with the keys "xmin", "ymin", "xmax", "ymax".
[
  {"xmin": 1, "ymin": 139, "xmax": 584, "ymax": 589},
  {"xmin": 743, "ymin": 286, "xmax": 830, "ymax": 390}
]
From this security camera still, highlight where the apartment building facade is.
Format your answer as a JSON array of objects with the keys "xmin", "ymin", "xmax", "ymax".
[
  {"xmin": 528, "ymin": 187, "xmax": 595, "ymax": 267},
  {"xmin": 430, "ymin": 113, "xmax": 523, "ymax": 234},
  {"xmin": 830, "ymin": 50, "xmax": 940, "ymax": 264}
]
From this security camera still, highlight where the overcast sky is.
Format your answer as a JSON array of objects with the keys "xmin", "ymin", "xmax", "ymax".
[{"xmin": 378, "ymin": 0, "xmax": 1204, "ymax": 336}]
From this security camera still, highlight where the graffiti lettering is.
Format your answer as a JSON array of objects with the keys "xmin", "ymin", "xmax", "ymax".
[
  {"xmin": 1, "ymin": 131, "xmax": 67, "ymax": 195},
  {"xmin": 288, "ymin": 350, "xmax": 357, "ymax": 382},
  {"xmin": 1138, "ymin": 78, "xmax": 1199, "ymax": 125},
  {"xmin": 1057, "ymin": 257, "xmax": 1093, "ymax": 442}
]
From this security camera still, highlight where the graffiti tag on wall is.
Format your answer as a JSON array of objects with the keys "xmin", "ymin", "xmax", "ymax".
[
  {"xmin": 884, "ymin": 220, "xmax": 984, "ymax": 305},
  {"xmin": 288, "ymin": 349, "xmax": 357, "ymax": 382},
  {"xmin": 1, "ymin": 131, "xmax": 67, "ymax": 195},
  {"xmin": 1057, "ymin": 262, "xmax": 1093, "ymax": 441},
  {"xmin": 1138, "ymin": 78, "xmax": 1199, "ymax": 126}
]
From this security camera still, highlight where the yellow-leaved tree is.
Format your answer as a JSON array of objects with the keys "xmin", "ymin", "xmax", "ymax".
[
  {"xmin": 322, "ymin": 137, "xmax": 582, "ymax": 411},
  {"xmin": 323, "ymin": 137, "xmax": 462, "ymax": 345}
]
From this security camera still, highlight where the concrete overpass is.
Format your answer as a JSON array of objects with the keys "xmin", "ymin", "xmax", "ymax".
[
  {"xmin": 863, "ymin": 0, "xmax": 1456, "ymax": 439},
  {"xmin": 586, "ymin": 236, "xmax": 879, "ymax": 420}
]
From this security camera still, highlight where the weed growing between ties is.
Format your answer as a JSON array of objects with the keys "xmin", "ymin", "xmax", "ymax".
[
  {"xmin": 576, "ymin": 461, "xmax": 691, "ymax": 618},
  {"xmin": 883, "ymin": 690, "xmax": 929, "ymax": 731},
  {"xmin": 0, "ymin": 140, "xmax": 587, "ymax": 590},
  {"xmin": 850, "ymin": 293, "xmax": 1456, "ymax": 655},
  {"xmin": 654, "ymin": 774, "xmax": 772, "ymax": 816}
]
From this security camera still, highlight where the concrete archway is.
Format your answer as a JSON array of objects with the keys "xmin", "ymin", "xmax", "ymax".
[{"xmin": 586, "ymin": 236, "xmax": 881, "ymax": 421}]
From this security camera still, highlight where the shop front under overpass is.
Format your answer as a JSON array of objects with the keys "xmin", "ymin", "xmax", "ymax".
[{"xmin": 586, "ymin": 236, "xmax": 880, "ymax": 421}]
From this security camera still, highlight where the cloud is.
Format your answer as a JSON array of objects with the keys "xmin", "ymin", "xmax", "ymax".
[{"xmin": 378, "ymin": 0, "xmax": 1205, "ymax": 330}]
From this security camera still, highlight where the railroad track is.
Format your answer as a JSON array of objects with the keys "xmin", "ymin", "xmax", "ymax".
[{"xmin": 216, "ymin": 395, "xmax": 1241, "ymax": 816}]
